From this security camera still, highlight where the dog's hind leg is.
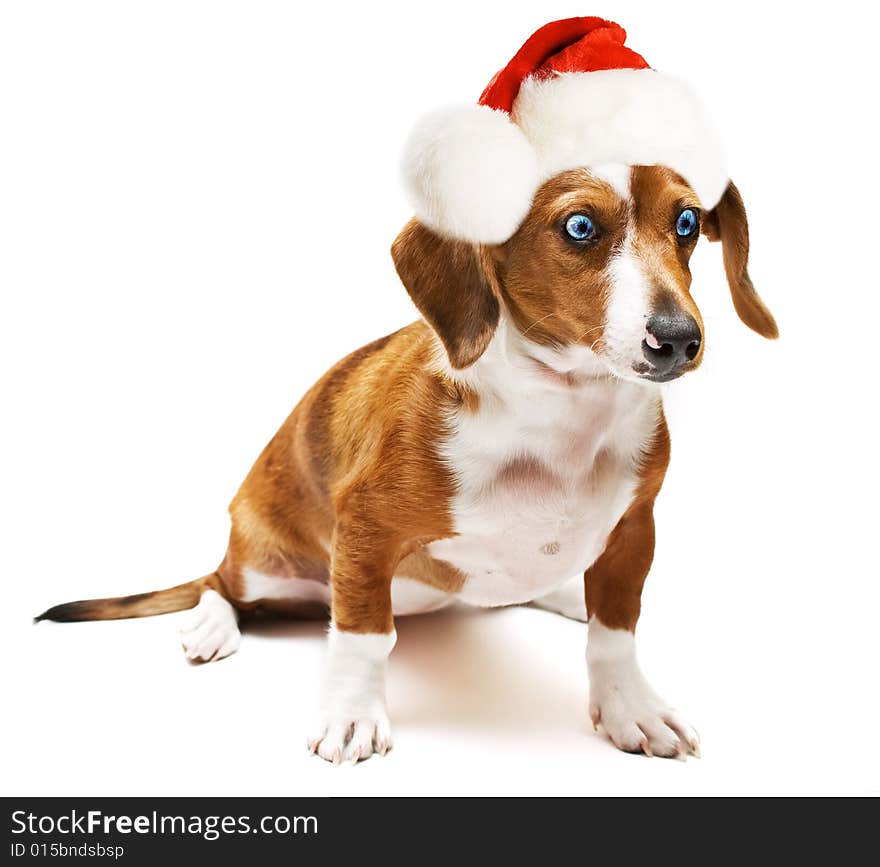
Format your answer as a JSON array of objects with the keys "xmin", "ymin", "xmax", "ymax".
[{"xmin": 530, "ymin": 575, "xmax": 588, "ymax": 622}]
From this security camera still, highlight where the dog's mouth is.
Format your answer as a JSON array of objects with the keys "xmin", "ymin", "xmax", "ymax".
[
  {"xmin": 630, "ymin": 361, "xmax": 691, "ymax": 383},
  {"xmin": 520, "ymin": 337, "xmax": 698, "ymax": 386}
]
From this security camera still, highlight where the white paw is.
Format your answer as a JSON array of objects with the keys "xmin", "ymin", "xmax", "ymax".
[
  {"xmin": 307, "ymin": 711, "xmax": 392, "ymax": 765},
  {"xmin": 307, "ymin": 627, "xmax": 396, "ymax": 764},
  {"xmin": 179, "ymin": 589, "xmax": 241, "ymax": 663},
  {"xmin": 587, "ymin": 621, "xmax": 699, "ymax": 758},
  {"xmin": 589, "ymin": 667, "xmax": 699, "ymax": 758}
]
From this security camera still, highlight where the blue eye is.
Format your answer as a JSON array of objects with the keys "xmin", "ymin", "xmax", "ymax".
[
  {"xmin": 564, "ymin": 213, "xmax": 596, "ymax": 242},
  {"xmin": 676, "ymin": 208, "xmax": 699, "ymax": 239}
]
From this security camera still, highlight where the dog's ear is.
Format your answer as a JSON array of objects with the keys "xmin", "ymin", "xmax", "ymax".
[
  {"xmin": 702, "ymin": 181, "xmax": 778, "ymax": 339},
  {"xmin": 391, "ymin": 219, "xmax": 501, "ymax": 368}
]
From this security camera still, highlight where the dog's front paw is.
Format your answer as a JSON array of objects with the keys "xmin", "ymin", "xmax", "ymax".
[
  {"xmin": 307, "ymin": 711, "xmax": 392, "ymax": 765},
  {"xmin": 589, "ymin": 664, "xmax": 699, "ymax": 758},
  {"xmin": 309, "ymin": 627, "xmax": 397, "ymax": 765}
]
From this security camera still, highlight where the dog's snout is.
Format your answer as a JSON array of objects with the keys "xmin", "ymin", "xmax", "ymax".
[{"xmin": 643, "ymin": 314, "xmax": 702, "ymax": 373}]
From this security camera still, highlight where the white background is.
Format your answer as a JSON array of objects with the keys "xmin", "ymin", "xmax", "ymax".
[{"xmin": 2, "ymin": 0, "xmax": 878, "ymax": 796}]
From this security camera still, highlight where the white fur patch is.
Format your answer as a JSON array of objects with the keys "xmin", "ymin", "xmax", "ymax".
[
  {"xmin": 587, "ymin": 619, "xmax": 699, "ymax": 758},
  {"xmin": 428, "ymin": 316, "xmax": 658, "ymax": 608},
  {"xmin": 530, "ymin": 575, "xmax": 588, "ymax": 622},
  {"xmin": 179, "ymin": 589, "xmax": 241, "ymax": 663},
  {"xmin": 589, "ymin": 161, "xmax": 658, "ymax": 382},
  {"xmin": 602, "ymin": 226, "xmax": 654, "ymax": 380},
  {"xmin": 390, "ymin": 577, "xmax": 454, "ymax": 616},
  {"xmin": 308, "ymin": 627, "xmax": 396, "ymax": 764},
  {"xmin": 591, "ymin": 163, "xmax": 632, "ymax": 201},
  {"xmin": 240, "ymin": 567, "xmax": 331, "ymax": 605}
]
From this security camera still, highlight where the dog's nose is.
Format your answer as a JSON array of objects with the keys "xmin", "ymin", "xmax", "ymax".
[{"xmin": 643, "ymin": 314, "xmax": 702, "ymax": 373}]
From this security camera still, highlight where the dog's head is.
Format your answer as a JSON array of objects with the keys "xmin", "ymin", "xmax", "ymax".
[{"xmin": 392, "ymin": 164, "xmax": 777, "ymax": 381}]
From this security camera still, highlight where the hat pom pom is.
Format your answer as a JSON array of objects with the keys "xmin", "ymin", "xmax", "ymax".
[{"xmin": 401, "ymin": 104, "xmax": 540, "ymax": 244}]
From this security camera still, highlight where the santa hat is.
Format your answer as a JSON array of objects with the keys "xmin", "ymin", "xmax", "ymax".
[{"xmin": 402, "ymin": 17, "xmax": 727, "ymax": 244}]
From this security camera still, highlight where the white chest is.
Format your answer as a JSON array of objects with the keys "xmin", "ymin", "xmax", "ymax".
[{"xmin": 427, "ymin": 350, "xmax": 659, "ymax": 607}]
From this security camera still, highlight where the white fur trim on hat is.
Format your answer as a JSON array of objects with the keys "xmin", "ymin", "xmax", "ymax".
[
  {"xmin": 513, "ymin": 69, "xmax": 727, "ymax": 211},
  {"xmin": 401, "ymin": 68, "xmax": 728, "ymax": 244},
  {"xmin": 401, "ymin": 104, "xmax": 540, "ymax": 244}
]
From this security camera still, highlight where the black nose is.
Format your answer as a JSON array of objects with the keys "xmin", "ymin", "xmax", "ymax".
[{"xmin": 643, "ymin": 314, "xmax": 702, "ymax": 374}]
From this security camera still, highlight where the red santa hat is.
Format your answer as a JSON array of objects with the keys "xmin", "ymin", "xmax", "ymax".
[{"xmin": 402, "ymin": 17, "xmax": 727, "ymax": 244}]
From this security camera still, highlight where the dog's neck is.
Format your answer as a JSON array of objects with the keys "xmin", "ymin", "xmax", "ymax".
[{"xmin": 434, "ymin": 311, "xmax": 662, "ymax": 485}]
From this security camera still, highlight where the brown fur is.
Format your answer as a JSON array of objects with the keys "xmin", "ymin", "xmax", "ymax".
[
  {"xmin": 501, "ymin": 169, "xmax": 627, "ymax": 349},
  {"xmin": 391, "ymin": 223, "xmax": 501, "ymax": 369},
  {"xmin": 225, "ymin": 323, "xmax": 463, "ymax": 633},
  {"xmin": 703, "ymin": 181, "xmax": 779, "ymax": 339},
  {"xmin": 585, "ymin": 416, "xmax": 670, "ymax": 630},
  {"xmin": 34, "ymin": 575, "xmax": 211, "ymax": 622}
]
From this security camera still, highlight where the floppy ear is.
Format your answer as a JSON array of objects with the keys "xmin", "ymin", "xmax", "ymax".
[
  {"xmin": 391, "ymin": 218, "xmax": 501, "ymax": 369},
  {"xmin": 702, "ymin": 181, "xmax": 778, "ymax": 339}
]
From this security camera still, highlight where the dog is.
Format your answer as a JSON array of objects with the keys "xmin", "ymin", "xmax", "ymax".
[{"xmin": 36, "ymin": 18, "xmax": 777, "ymax": 764}]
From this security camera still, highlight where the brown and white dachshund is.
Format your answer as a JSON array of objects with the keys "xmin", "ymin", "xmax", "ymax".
[{"xmin": 36, "ymin": 164, "xmax": 776, "ymax": 763}]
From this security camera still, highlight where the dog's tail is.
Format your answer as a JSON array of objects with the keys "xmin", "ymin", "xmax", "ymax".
[{"xmin": 33, "ymin": 575, "xmax": 213, "ymax": 623}]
